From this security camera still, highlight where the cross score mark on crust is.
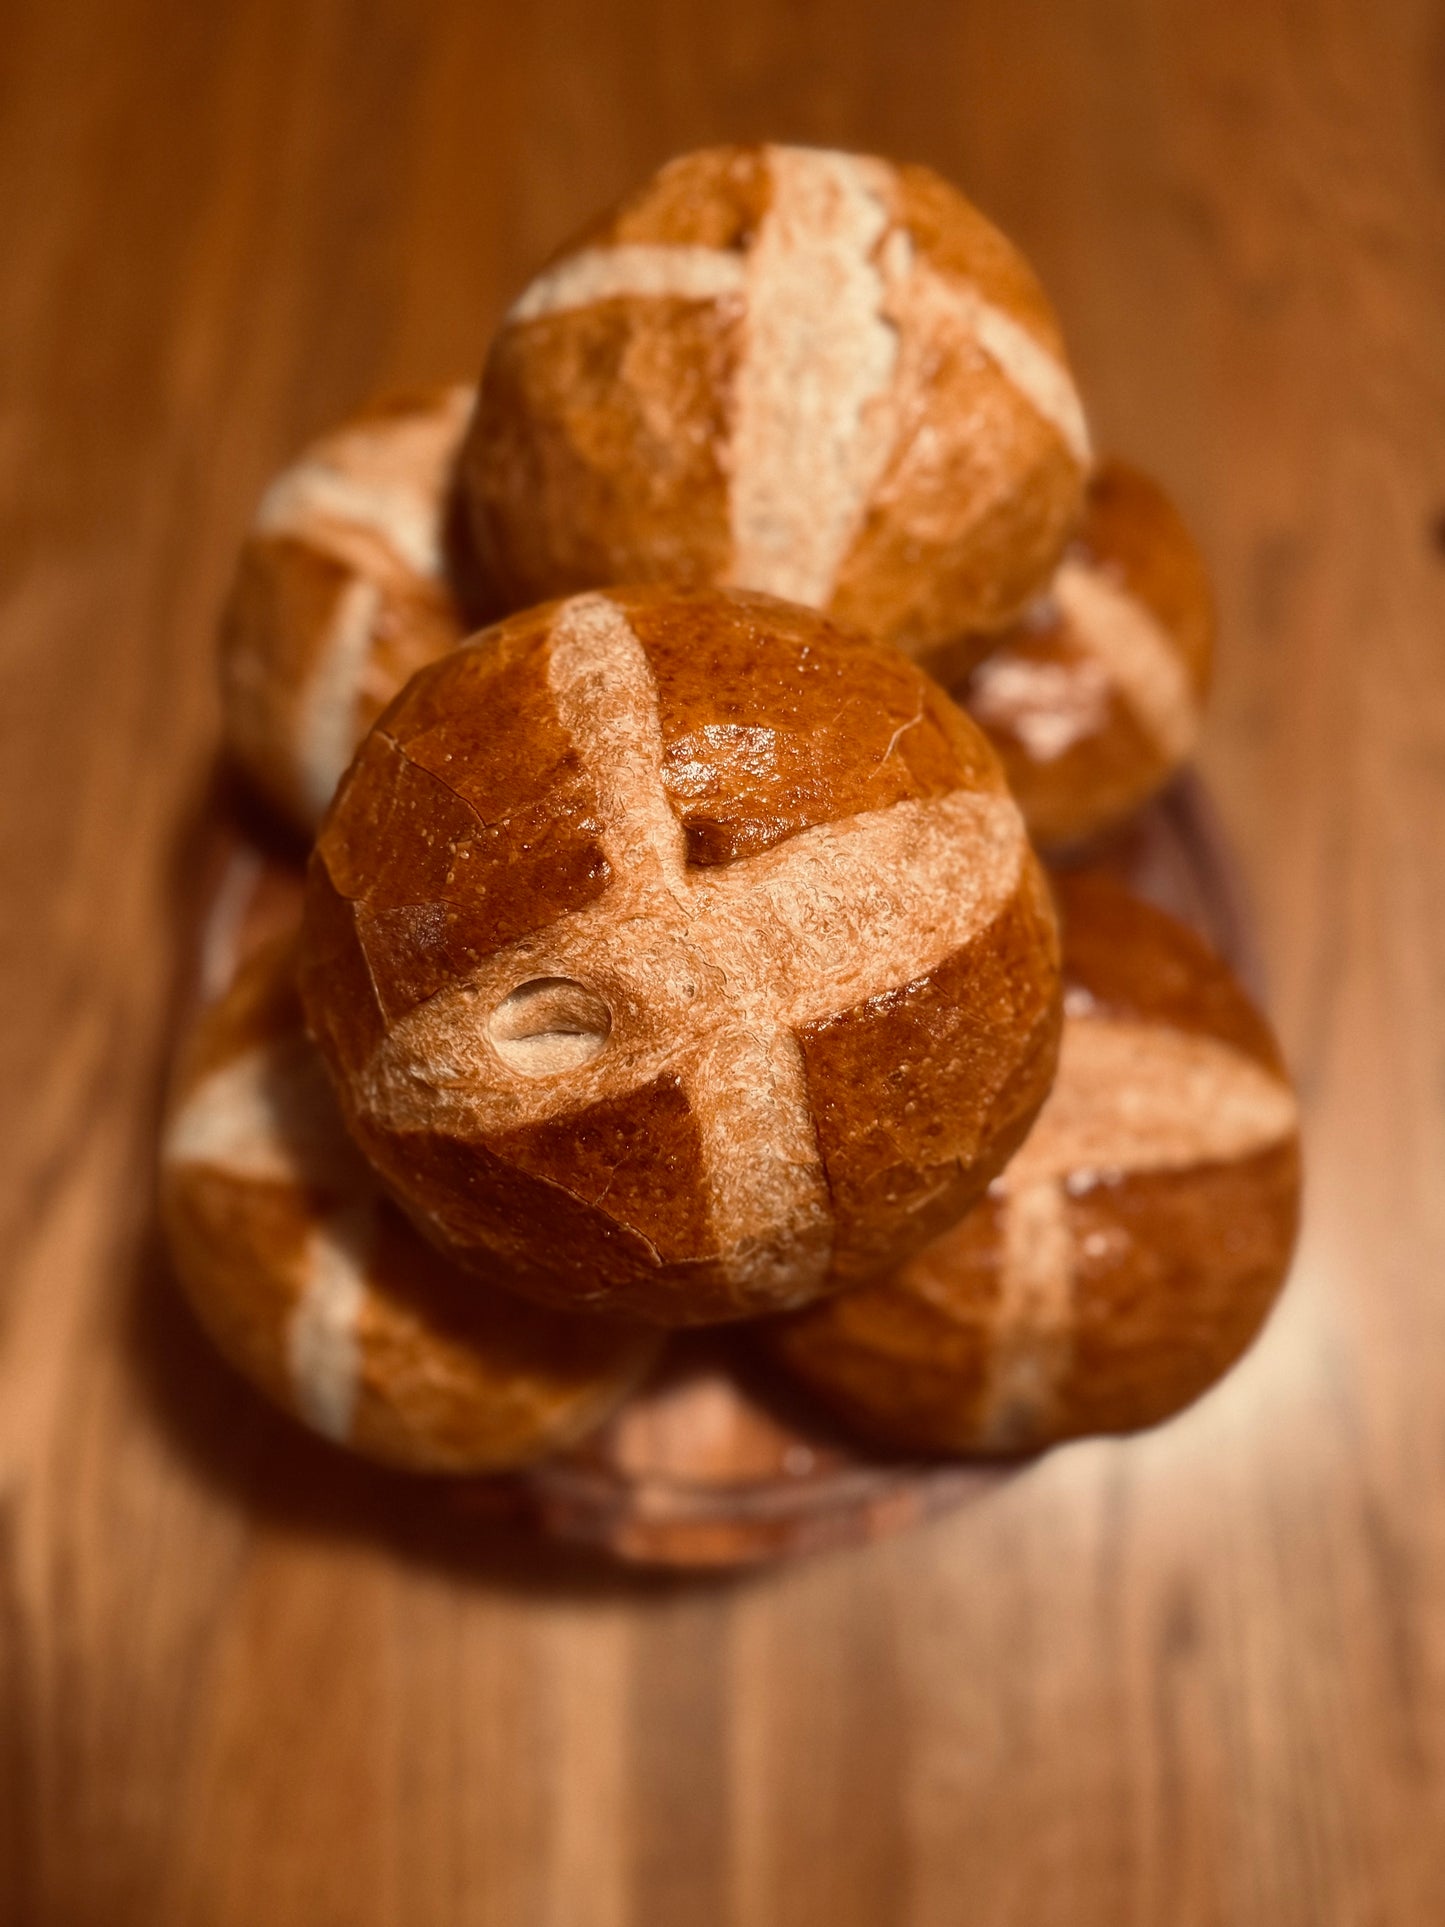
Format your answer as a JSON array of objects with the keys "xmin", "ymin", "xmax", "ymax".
[
  {"xmin": 362, "ymin": 593, "xmax": 1030, "ymax": 1310},
  {"xmin": 507, "ymin": 147, "xmax": 1090, "ymax": 613}
]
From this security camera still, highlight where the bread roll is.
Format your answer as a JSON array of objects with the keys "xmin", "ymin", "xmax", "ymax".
[
  {"xmin": 938, "ymin": 461, "xmax": 1214, "ymax": 846},
  {"xmin": 161, "ymin": 939, "xmax": 658, "ymax": 1471},
  {"xmin": 299, "ymin": 586, "xmax": 1062, "ymax": 1326},
  {"xmin": 464, "ymin": 145, "xmax": 1090, "ymax": 657},
  {"xmin": 763, "ymin": 872, "xmax": 1300, "ymax": 1454},
  {"xmin": 220, "ymin": 385, "xmax": 475, "ymax": 833}
]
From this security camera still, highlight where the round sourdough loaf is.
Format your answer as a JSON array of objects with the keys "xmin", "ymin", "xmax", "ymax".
[
  {"xmin": 299, "ymin": 586, "xmax": 1063, "ymax": 1326},
  {"xmin": 463, "ymin": 145, "xmax": 1091, "ymax": 657},
  {"xmin": 762, "ymin": 872, "xmax": 1301, "ymax": 1453},
  {"xmin": 161, "ymin": 938, "xmax": 658, "ymax": 1471},
  {"xmin": 221, "ymin": 385, "xmax": 476, "ymax": 833},
  {"xmin": 937, "ymin": 460, "xmax": 1214, "ymax": 846}
]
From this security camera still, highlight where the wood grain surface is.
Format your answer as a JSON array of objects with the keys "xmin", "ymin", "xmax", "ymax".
[{"xmin": 2, "ymin": 1, "xmax": 1443, "ymax": 1921}]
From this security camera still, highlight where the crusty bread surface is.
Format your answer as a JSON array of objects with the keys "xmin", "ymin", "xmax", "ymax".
[{"xmin": 300, "ymin": 585, "xmax": 1063, "ymax": 1325}]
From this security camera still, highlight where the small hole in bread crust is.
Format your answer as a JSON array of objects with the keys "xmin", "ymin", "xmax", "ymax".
[{"xmin": 487, "ymin": 978, "xmax": 612, "ymax": 1075}]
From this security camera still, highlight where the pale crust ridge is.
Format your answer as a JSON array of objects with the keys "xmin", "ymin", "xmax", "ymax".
[
  {"xmin": 254, "ymin": 384, "xmax": 473, "ymax": 579},
  {"xmin": 977, "ymin": 1175, "xmax": 1073, "ymax": 1450},
  {"xmin": 163, "ymin": 1039, "xmax": 367, "ymax": 1192},
  {"xmin": 508, "ymin": 245, "xmax": 747, "ymax": 320},
  {"xmin": 256, "ymin": 465, "xmax": 446, "ymax": 578},
  {"xmin": 198, "ymin": 847, "xmax": 267, "ymax": 1004},
  {"xmin": 969, "ymin": 291, "xmax": 1091, "ymax": 465},
  {"xmin": 287, "ymin": 1205, "xmax": 371, "ymax": 1440},
  {"xmin": 966, "ymin": 648, "xmax": 1114, "ymax": 763},
  {"xmin": 726, "ymin": 148, "xmax": 900, "ymax": 605},
  {"xmin": 1009, "ymin": 1017, "xmax": 1299, "ymax": 1185},
  {"xmin": 1052, "ymin": 559, "xmax": 1200, "ymax": 764},
  {"xmin": 358, "ymin": 592, "xmax": 1030, "ymax": 1311},
  {"xmin": 164, "ymin": 1038, "xmax": 373, "ymax": 1444},
  {"xmin": 545, "ymin": 594, "xmax": 832, "ymax": 1303},
  {"xmin": 294, "ymin": 577, "xmax": 384, "ymax": 823},
  {"xmin": 973, "ymin": 1011, "xmax": 1299, "ymax": 1442}
]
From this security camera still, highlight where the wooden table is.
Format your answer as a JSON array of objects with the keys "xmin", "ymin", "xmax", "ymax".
[{"xmin": 4, "ymin": 1, "xmax": 1443, "ymax": 1920}]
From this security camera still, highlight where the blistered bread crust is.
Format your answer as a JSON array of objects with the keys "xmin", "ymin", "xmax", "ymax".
[
  {"xmin": 299, "ymin": 586, "xmax": 1062, "ymax": 1326},
  {"xmin": 942, "ymin": 460, "xmax": 1215, "ymax": 846},
  {"xmin": 220, "ymin": 386, "xmax": 476, "ymax": 833},
  {"xmin": 764, "ymin": 872, "xmax": 1301, "ymax": 1454},
  {"xmin": 160, "ymin": 940, "xmax": 657, "ymax": 1471},
  {"xmin": 464, "ymin": 146, "xmax": 1090, "ymax": 656}
]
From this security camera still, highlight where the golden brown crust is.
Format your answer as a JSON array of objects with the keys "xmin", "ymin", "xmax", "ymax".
[
  {"xmin": 299, "ymin": 587, "xmax": 1062, "ymax": 1326},
  {"xmin": 339, "ymin": 1109, "xmax": 702, "ymax": 1317},
  {"xmin": 619, "ymin": 585, "xmax": 996, "ymax": 863},
  {"xmin": 182, "ymin": 921, "xmax": 310, "ymax": 1084},
  {"xmin": 588, "ymin": 145, "xmax": 775, "ymax": 251},
  {"xmin": 462, "ymin": 145, "xmax": 1088, "ymax": 652},
  {"xmin": 165, "ymin": 1169, "xmax": 313, "ymax": 1413},
  {"xmin": 1079, "ymin": 461, "xmax": 1214, "ymax": 687},
  {"xmin": 298, "ymin": 863, "xmax": 390, "ymax": 1078},
  {"xmin": 942, "ymin": 459, "xmax": 1215, "ymax": 846},
  {"xmin": 1061, "ymin": 1139, "xmax": 1301, "ymax": 1436},
  {"xmin": 222, "ymin": 539, "xmax": 359, "ymax": 821},
  {"xmin": 795, "ymin": 853, "xmax": 1062, "ymax": 1281},
  {"xmin": 161, "ymin": 941, "xmax": 657, "ymax": 1471},
  {"xmin": 219, "ymin": 385, "xmax": 475, "ymax": 835},
  {"xmin": 762, "ymin": 874, "xmax": 1301, "ymax": 1454},
  {"xmin": 887, "ymin": 164, "xmax": 1069, "ymax": 348},
  {"xmin": 829, "ymin": 170, "xmax": 1086, "ymax": 646},
  {"xmin": 488, "ymin": 1072, "xmax": 713, "ymax": 1264},
  {"xmin": 303, "ymin": 614, "xmax": 614, "ymax": 1072},
  {"xmin": 475, "ymin": 299, "xmax": 741, "ymax": 607},
  {"xmin": 1050, "ymin": 870, "xmax": 1283, "ymax": 1072},
  {"xmin": 829, "ymin": 416, "xmax": 1083, "ymax": 657},
  {"xmin": 977, "ymin": 638, "xmax": 1175, "ymax": 847}
]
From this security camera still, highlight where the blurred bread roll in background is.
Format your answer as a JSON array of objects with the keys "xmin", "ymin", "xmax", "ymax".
[
  {"xmin": 463, "ymin": 145, "xmax": 1090, "ymax": 657},
  {"xmin": 939, "ymin": 460, "xmax": 1214, "ymax": 846},
  {"xmin": 220, "ymin": 385, "xmax": 475, "ymax": 833},
  {"xmin": 161, "ymin": 937, "xmax": 658, "ymax": 1470}
]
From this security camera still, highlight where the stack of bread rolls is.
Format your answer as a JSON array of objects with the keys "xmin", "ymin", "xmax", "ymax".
[{"xmin": 166, "ymin": 144, "xmax": 1298, "ymax": 1481}]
